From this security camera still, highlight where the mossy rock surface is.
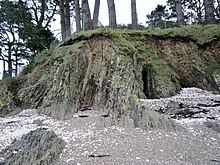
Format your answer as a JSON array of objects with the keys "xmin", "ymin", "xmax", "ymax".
[
  {"xmin": 0, "ymin": 26, "xmax": 219, "ymax": 129},
  {"xmin": 0, "ymin": 76, "xmax": 27, "ymax": 117}
]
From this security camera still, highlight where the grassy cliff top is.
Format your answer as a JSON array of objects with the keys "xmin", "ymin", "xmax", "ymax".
[
  {"xmin": 61, "ymin": 24, "xmax": 220, "ymax": 46},
  {"xmin": 18, "ymin": 24, "xmax": 220, "ymax": 80}
]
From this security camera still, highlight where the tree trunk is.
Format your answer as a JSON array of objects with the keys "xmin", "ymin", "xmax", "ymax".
[
  {"xmin": 3, "ymin": 60, "xmax": 6, "ymax": 75},
  {"xmin": 82, "ymin": 0, "xmax": 93, "ymax": 31},
  {"xmin": 217, "ymin": 0, "xmax": 220, "ymax": 21},
  {"xmin": 59, "ymin": 0, "xmax": 66, "ymax": 41},
  {"xmin": 65, "ymin": 0, "xmax": 71, "ymax": 37},
  {"xmin": 93, "ymin": 0, "xmax": 100, "ymax": 29},
  {"xmin": 131, "ymin": 0, "xmax": 138, "ymax": 30},
  {"xmin": 107, "ymin": 0, "xmax": 117, "ymax": 29},
  {"xmin": 204, "ymin": 0, "xmax": 215, "ymax": 24},
  {"xmin": 175, "ymin": 0, "xmax": 184, "ymax": 27},
  {"xmin": 15, "ymin": 55, "xmax": 18, "ymax": 77},
  {"xmin": 75, "ymin": 0, "xmax": 81, "ymax": 32},
  {"xmin": 39, "ymin": 0, "xmax": 46, "ymax": 29},
  {"xmin": 197, "ymin": 0, "xmax": 203, "ymax": 24},
  {"xmin": 3, "ymin": 59, "xmax": 5, "ymax": 72},
  {"xmin": 8, "ymin": 44, "xmax": 13, "ymax": 77},
  {"xmin": 0, "ymin": 49, "xmax": 6, "ymax": 77}
]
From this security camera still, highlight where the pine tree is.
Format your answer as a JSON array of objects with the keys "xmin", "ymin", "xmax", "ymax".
[
  {"xmin": 146, "ymin": 5, "xmax": 171, "ymax": 28},
  {"xmin": 0, "ymin": 0, "xmax": 33, "ymax": 77},
  {"xmin": 107, "ymin": 0, "xmax": 117, "ymax": 28},
  {"xmin": 82, "ymin": 0, "xmax": 93, "ymax": 31},
  {"xmin": 75, "ymin": 0, "xmax": 81, "ymax": 32},
  {"xmin": 131, "ymin": 0, "xmax": 138, "ymax": 30},
  {"xmin": 175, "ymin": 0, "xmax": 184, "ymax": 27},
  {"xmin": 93, "ymin": 0, "xmax": 101, "ymax": 29},
  {"xmin": 204, "ymin": 0, "xmax": 215, "ymax": 24}
]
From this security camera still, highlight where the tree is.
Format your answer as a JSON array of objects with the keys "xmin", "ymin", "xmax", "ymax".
[
  {"xmin": 75, "ymin": 0, "xmax": 81, "ymax": 32},
  {"xmin": 59, "ymin": 0, "xmax": 66, "ymax": 40},
  {"xmin": 21, "ymin": 27, "xmax": 55, "ymax": 53},
  {"xmin": 166, "ymin": 0, "xmax": 187, "ymax": 26},
  {"xmin": 93, "ymin": 0, "xmax": 100, "ymax": 28},
  {"xmin": 204, "ymin": 0, "xmax": 215, "ymax": 24},
  {"xmin": 186, "ymin": 0, "xmax": 204, "ymax": 24},
  {"xmin": 216, "ymin": 0, "xmax": 220, "ymax": 22},
  {"xmin": 26, "ymin": 0, "xmax": 58, "ymax": 29},
  {"xmin": 131, "ymin": 0, "xmax": 138, "ymax": 30},
  {"xmin": 175, "ymin": 0, "xmax": 185, "ymax": 27},
  {"xmin": 146, "ymin": 5, "xmax": 171, "ymax": 28},
  {"xmin": 0, "ymin": 48, "xmax": 7, "ymax": 78},
  {"xmin": 65, "ymin": 0, "xmax": 71, "ymax": 37},
  {"xmin": 82, "ymin": 0, "xmax": 93, "ymax": 31},
  {"xmin": 0, "ymin": 0, "xmax": 34, "ymax": 77},
  {"xmin": 107, "ymin": 0, "xmax": 117, "ymax": 28},
  {"xmin": 59, "ymin": 0, "xmax": 71, "ymax": 41},
  {"xmin": 166, "ymin": 0, "xmax": 217, "ymax": 25},
  {"xmin": 25, "ymin": 0, "xmax": 57, "ymax": 52},
  {"xmin": 0, "ymin": 0, "xmax": 55, "ymax": 77}
]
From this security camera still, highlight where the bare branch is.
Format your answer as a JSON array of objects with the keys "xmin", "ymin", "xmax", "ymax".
[
  {"xmin": 39, "ymin": 0, "xmax": 46, "ymax": 28},
  {"xmin": 44, "ymin": 3, "xmax": 58, "ymax": 28},
  {"xmin": 31, "ymin": 0, "xmax": 40, "ymax": 25}
]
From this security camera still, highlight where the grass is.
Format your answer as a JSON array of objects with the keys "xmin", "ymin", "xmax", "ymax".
[
  {"xmin": 60, "ymin": 25, "xmax": 220, "ymax": 46},
  {"xmin": 141, "ymin": 24, "xmax": 220, "ymax": 44},
  {"xmin": 16, "ymin": 24, "xmax": 220, "ymax": 98}
]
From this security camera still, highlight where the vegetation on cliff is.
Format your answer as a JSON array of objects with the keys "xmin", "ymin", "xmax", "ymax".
[{"xmin": 0, "ymin": 25, "xmax": 219, "ymax": 130}]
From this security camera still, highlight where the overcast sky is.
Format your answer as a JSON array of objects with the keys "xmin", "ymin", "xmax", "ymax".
[
  {"xmin": 88, "ymin": 0, "xmax": 167, "ymax": 26},
  {"xmin": 0, "ymin": 0, "xmax": 167, "ymax": 79}
]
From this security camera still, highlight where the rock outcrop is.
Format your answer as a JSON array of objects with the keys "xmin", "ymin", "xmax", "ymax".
[
  {"xmin": 151, "ymin": 38, "xmax": 220, "ymax": 90},
  {"xmin": 0, "ymin": 128, "xmax": 65, "ymax": 165},
  {"xmin": 0, "ymin": 26, "xmax": 219, "ymax": 130}
]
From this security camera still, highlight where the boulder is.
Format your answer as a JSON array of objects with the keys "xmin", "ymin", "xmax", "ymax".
[{"xmin": 0, "ymin": 128, "xmax": 65, "ymax": 165}]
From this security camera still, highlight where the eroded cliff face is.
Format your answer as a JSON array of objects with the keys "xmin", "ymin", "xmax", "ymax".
[
  {"xmin": 0, "ymin": 29, "xmax": 219, "ymax": 130},
  {"xmin": 151, "ymin": 38, "xmax": 220, "ymax": 90}
]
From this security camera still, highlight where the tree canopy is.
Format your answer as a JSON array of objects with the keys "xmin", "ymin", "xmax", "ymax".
[
  {"xmin": 0, "ymin": 0, "xmax": 55, "ymax": 78},
  {"xmin": 146, "ymin": 0, "xmax": 219, "ymax": 28}
]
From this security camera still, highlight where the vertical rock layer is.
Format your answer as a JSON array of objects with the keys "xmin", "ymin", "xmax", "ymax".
[{"xmin": 0, "ymin": 28, "xmax": 219, "ymax": 130}]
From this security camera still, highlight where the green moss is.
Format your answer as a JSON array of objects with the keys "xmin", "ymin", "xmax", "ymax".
[
  {"xmin": 60, "ymin": 25, "xmax": 220, "ymax": 48},
  {"xmin": 0, "ymin": 93, "xmax": 13, "ymax": 109},
  {"xmin": 146, "ymin": 25, "xmax": 220, "ymax": 45},
  {"xmin": 208, "ymin": 63, "xmax": 220, "ymax": 75},
  {"xmin": 143, "ymin": 64, "xmax": 153, "ymax": 69},
  {"xmin": 0, "ymin": 78, "xmax": 17, "ymax": 110},
  {"xmin": 19, "ymin": 61, "xmax": 35, "ymax": 76}
]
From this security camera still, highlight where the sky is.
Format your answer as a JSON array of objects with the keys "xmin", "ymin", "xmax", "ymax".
[
  {"xmin": 0, "ymin": 0, "xmax": 167, "ymax": 79},
  {"xmin": 88, "ymin": 0, "xmax": 167, "ymax": 26}
]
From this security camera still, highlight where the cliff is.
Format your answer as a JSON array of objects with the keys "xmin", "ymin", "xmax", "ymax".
[{"xmin": 0, "ymin": 25, "xmax": 220, "ymax": 130}]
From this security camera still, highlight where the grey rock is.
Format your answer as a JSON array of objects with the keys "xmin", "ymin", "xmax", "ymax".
[
  {"xmin": 0, "ymin": 128, "xmax": 65, "ymax": 165},
  {"xmin": 204, "ymin": 121, "xmax": 220, "ymax": 133}
]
